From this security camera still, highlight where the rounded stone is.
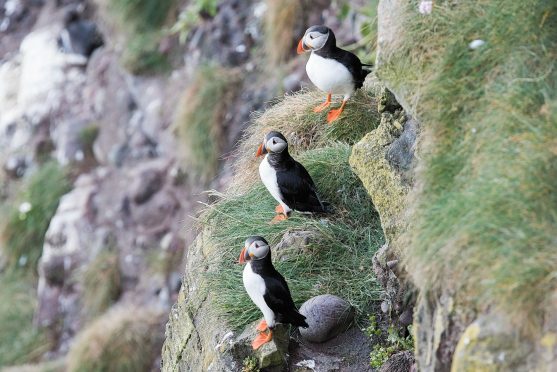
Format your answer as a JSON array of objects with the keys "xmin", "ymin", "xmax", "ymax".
[{"xmin": 298, "ymin": 294, "xmax": 355, "ymax": 343}]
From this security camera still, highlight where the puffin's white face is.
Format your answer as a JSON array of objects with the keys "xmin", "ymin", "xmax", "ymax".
[
  {"xmin": 265, "ymin": 136, "xmax": 287, "ymax": 154},
  {"xmin": 303, "ymin": 29, "xmax": 329, "ymax": 51},
  {"xmin": 256, "ymin": 132, "xmax": 288, "ymax": 157},
  {"xmin": 239, "ymin": 236, "xmax": 270, "ymax": 263}
]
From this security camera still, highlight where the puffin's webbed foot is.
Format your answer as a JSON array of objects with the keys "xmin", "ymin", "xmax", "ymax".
[
  {"xmin": 256, "ymin": 319, "xmax": 268, "ymax": 332},
  {"xmin": 327, "ymin": 100, "xmax": 347, "ymax": 123},
  {"xmin": 252, "ymin": 328, "xmax": 273, "ymax": 350},
  {"xmin": 313, "ymin": 93, "xmax": 332, "ymax": 113},
  {"xmin": 270, "ymin": 214, "xmax": 288, "ymax": 224}
]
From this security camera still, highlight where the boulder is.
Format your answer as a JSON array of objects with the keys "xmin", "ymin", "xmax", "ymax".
[
  {"xmin": 299, "ymin": 294, "xmax": 355, "ymax": 343},
  {"xmin": 233, "ymin": 321, "xmax": 290, "ymax": 370}
]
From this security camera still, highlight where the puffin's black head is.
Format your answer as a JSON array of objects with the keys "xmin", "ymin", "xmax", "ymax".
[
  {"xmin": 255, "ymin": 131, "xmax": 288, "ymax": 157},
  {"xmin": 297, "ymin": 25, "xmax": 336, "ymax": 54},
  {"xmin": 238, "ymin": 236, "xmax": 270, "ymax": 264}
]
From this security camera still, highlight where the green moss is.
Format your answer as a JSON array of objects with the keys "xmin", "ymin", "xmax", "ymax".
[
  {"xmin": 0, "ymin": 272, "xmax": 50, "ymax": 366},
  {"xmin": 0, "ymin": 162, "xmax": 71, "ymax": 271},
  {"xmin": 174, "ymin": 65, "xmax": 239, "ymax": 183},
  {"xmin": 378, "ymin": 0, "xmax": 557, "ymax": 330},
  {"xmin": 80, "ymin": 249, "xmax": 121, "ymax": 321}
]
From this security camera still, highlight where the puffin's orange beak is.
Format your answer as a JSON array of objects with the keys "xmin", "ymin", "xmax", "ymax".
[
  {"xmin": 256, "ymin": 143, "xmax": 265, "ymax": 157},
  {"xmin": 239, "ymin": 247, "xmax": 247, "ymax": 264},
  {"xmin": 297, "ymin": 39, "xmax": 306, "ymax": 54}
]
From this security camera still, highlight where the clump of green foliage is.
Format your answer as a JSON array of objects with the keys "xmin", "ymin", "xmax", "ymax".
[
  {"xmin": 378, "ymin": 0, "xmax": 557, "ymax": 331},
  {"xmin": 80, "ymin": 249, "xmax": 121, "ymax": 321},
  {"xmin": 110, "ymin": 0, "xmax": 175, "ymax": 74},
  {"xmin": 366, "ymin": 315, "xmax": 413, "ymax": 369},
  {"xmin": 0, "ymin": 272, "xmax": 50, "ymax": 366},
  {"xmin": 174, "ymin": 65, "xmax": 239, "ymax": 183},
  {"xmin": 0, "ymin": 162, "xmax": 70, "ymax": 270},
  {"xmin": 67, "ymin": 306, "xmax": 163, "ymax": 372},
  {"xmin": 242, "ymin": 355, "xmax": 260, "ymax": 372},
  {"xmin": 171, "ymin": 0, "xmax": 219, "ymax": 43}
]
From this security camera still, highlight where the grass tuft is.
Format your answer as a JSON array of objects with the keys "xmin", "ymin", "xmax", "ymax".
[
  {"xmin": 378, "ymin": 0, "xmax": 557, "ymax": 331},
  {"xmin": 67, "ymin": 306, "xmax": 164, "ymax": 372},
  {"xmin": 0, "ymin": 162, "xmax": 71, "ymax": 271},
  {"xmin": 264, "ymin": 0, "xmax": 301, "ymax": 65},
  {"xmin": 230, "ymin": 89, "xmax": 379, "ymax": 193},
  {"xmin": 183, "ymin": 82, "xmax": 383, "ymax": 330},
  {"xmin": 173, "ymin": 65, "xmax": 240, "ymax": 183},
  {"xmin": 80, "ymin": 249, "xmax": 121, "ymax": 321},
  {"xmin": 0, "ymin": 272, "xmax": 50, "ymax": 366}
]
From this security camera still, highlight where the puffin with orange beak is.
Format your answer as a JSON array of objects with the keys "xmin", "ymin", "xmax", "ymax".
[
  {"xmin": 239, "ymin": 236, "xmax": 308, "ymax": 350},
  {"xmin": 256, "ymin": 131, "xmax": 328, "ymax": 223},
  {"xmin": 297, "ymin": 25, "xmax": 372, "ymax": 123}
]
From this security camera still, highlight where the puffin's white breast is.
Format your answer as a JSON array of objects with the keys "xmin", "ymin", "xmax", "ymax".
[
  {"xmin": 306, "ymin": 52, "xmax": 355, "ymax": 98},
  {"xmin": 259, "ymin": 156, "xmax": 291, "ymax": 213},
  {"xmin": 243, "ymin": 262, "xmax": 276, "ymax": 327}
]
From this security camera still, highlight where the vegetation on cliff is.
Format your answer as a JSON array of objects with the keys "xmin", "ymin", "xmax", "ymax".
[
  {"xmin": 379, "ymin": 0, "xmax": 557, "ymax": 331},
  {"xmin": 202, "ymin": 90, "xmax": 384, "ymax": 329}
]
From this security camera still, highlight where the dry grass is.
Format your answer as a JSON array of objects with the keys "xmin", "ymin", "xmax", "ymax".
[
  {"xmin": 67, "ymin": 306, "xmax": 164, "ymax": 372},
  {"xmin": 230, "ymin": 88, "xmax": 378, "ymax": 193},
  {"xmin": 264, "ymin": 0, "xmax": 302, "ymax": 65}
]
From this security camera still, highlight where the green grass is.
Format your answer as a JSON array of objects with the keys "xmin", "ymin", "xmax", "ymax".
[
  {"xmin": 80, "ymin": 249, "xmax": 121, "ymax": 321},
  {"xmin": 174, "ymin": 65, "xmax": 239, "ymax": 183},
  {"xmin": 0, "ymin": 162, "xmax": 71, "ymax": 271},
  {"xmin": 110, "ymin": 0, "xmax": 176, "ymax": 74},
  {"xmin": 67, "ymin": 306, "xmax": 163, "ymax": 372},
  {"xmin": 0, "ymin": 272, "xmax": 50, "ymax": 366},
  {"xmin": 378, "ymin": 0, "xmax": 557, "ymax": 331},
  {"xmin": 202, "ymin": 144, "xmax": 384, "ymax": 330}
]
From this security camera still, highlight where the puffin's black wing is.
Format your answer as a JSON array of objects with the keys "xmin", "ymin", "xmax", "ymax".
[
  {"xmin": 262, "ymin": 271, "xmax": 308, "ymax": 328},
  {"xmin": 333, "ymin": 48, "xmax": 371, "ymax": 89},
  {"xmin": 277, "ymin": 161, "xmax": 326, "ymax": 213}
]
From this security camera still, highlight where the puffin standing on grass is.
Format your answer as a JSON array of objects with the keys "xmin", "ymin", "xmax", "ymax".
[
  {"xmin": 239, "ymin": 236, "xmax": 309, "ymax": 349},
  {"xmin": 297, "ymin": 25, "xmax": 372, "ymax": 123},
  {"xmin": 256, "ymin": 131, "xmax": 328, "ymax": 223}
]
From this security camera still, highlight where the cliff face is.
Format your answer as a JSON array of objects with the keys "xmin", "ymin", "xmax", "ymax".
[{"xmin": 375, "ymin": 1, "xmax": 557, "ymax": 371}]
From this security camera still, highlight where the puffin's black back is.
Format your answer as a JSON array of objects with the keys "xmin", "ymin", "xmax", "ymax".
[
  {"xmin": 250, "ymin": 253, "xmax": 309, "ymax": 328},
  {"xmin": 314, "ymin": 28, "xmax": 371, "ymax": 89},
  {"xmin": 267, "ymin": 150, "xmax": 327, "ymax": 213}
]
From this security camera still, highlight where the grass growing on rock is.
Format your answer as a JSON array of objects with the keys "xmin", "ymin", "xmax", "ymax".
[
  {"xmin": 264, "ymin": 0, "xmax": 301, "ymax": 65},
  {"xmin": 0, "ymin": 272, "xmax": 50, "ymax": 366},
  {"xmin": 231, "ymin": 89, "xmax": 379, "ymax": 193},
  {"xmin": 196, "ymin": 88, "xmax": 383, "ymax": 330},
  {"xmin": 67, "ymin": 306, "xmax": 164, "ymax": 372},
  {"xmin": 378, "ymin": 1, "xmax": 557, "ymax": 331},
  {"xmin": 0, "ymin": 162, "xmax": 70, "ymax": 271},
  {"xmin": 80, "ymin": 249, "xmax": 121, "ymax": 321},
  {"xmin": 174, "ymin": 65, "xmax": 240, "ymax": 183}
]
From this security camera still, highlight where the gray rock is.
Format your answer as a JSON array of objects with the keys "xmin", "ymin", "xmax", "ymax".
[
  {"xmin": 274, "ymin": 230, "xmax": 315, "ymax": 261},
  {"xmin": 379, "ymin": 351, "xmax": 415, "ymax": 372},
  {"xmin": 299, "ymin": 294, "xmax": 355, "ymax": 343},
  {"xmin": 386, "ymin": 117, "xmax": 418, "ymax": 175},
  {"xmin": 231, "ymin": 320, "xmax": 290, "ymax": 371},
  {"xmin": 3, "ymin": 153, "xmax": 27, "ymax": 178},
  {"xmin": 130, "ymin": 167, "xmax": 165, "ymax": 204}
]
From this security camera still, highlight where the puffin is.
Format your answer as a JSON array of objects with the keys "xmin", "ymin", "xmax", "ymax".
[
  {"xmin": 297, "ymin": 25, "xmax": 372, "ymax": 123},
  {"xmin": 256, "ymin": 131, "xmax": 328, "ymax": 223},
  {"xmin": 238, "ymin": 236, "xmax": 308, "ymax": 349}
]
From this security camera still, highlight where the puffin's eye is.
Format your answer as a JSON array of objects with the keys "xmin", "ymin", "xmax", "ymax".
[
  {"xmin": 309, "ymin": 34, "xmax": 315, "ymax": 40},
  {"xmin": 272, "ymin": 139, "xmax": 276, "ymax": 144}
]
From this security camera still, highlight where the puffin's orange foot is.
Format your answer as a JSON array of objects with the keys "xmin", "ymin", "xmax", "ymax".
[
  {"xmin": 270, "ymin": 214, "xmax": 288, "ymax": 224},
  {"xmin": 313, "ymin": 93, "xmax": 332, "ymax": 113},
  {"xmin": 275, "ymin": 204, "xmax": 285, "ymax": 214},
  {"xmin": 327, "ymin": 100, "xmax": 347, "ymax": 123},
  {"xmin": 252, "ymin": 329, "xmax": 273, "ymax": 350},
  {"xmin": 256, "ymin": 319, "xmax": 268, "ymax": 332}
]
